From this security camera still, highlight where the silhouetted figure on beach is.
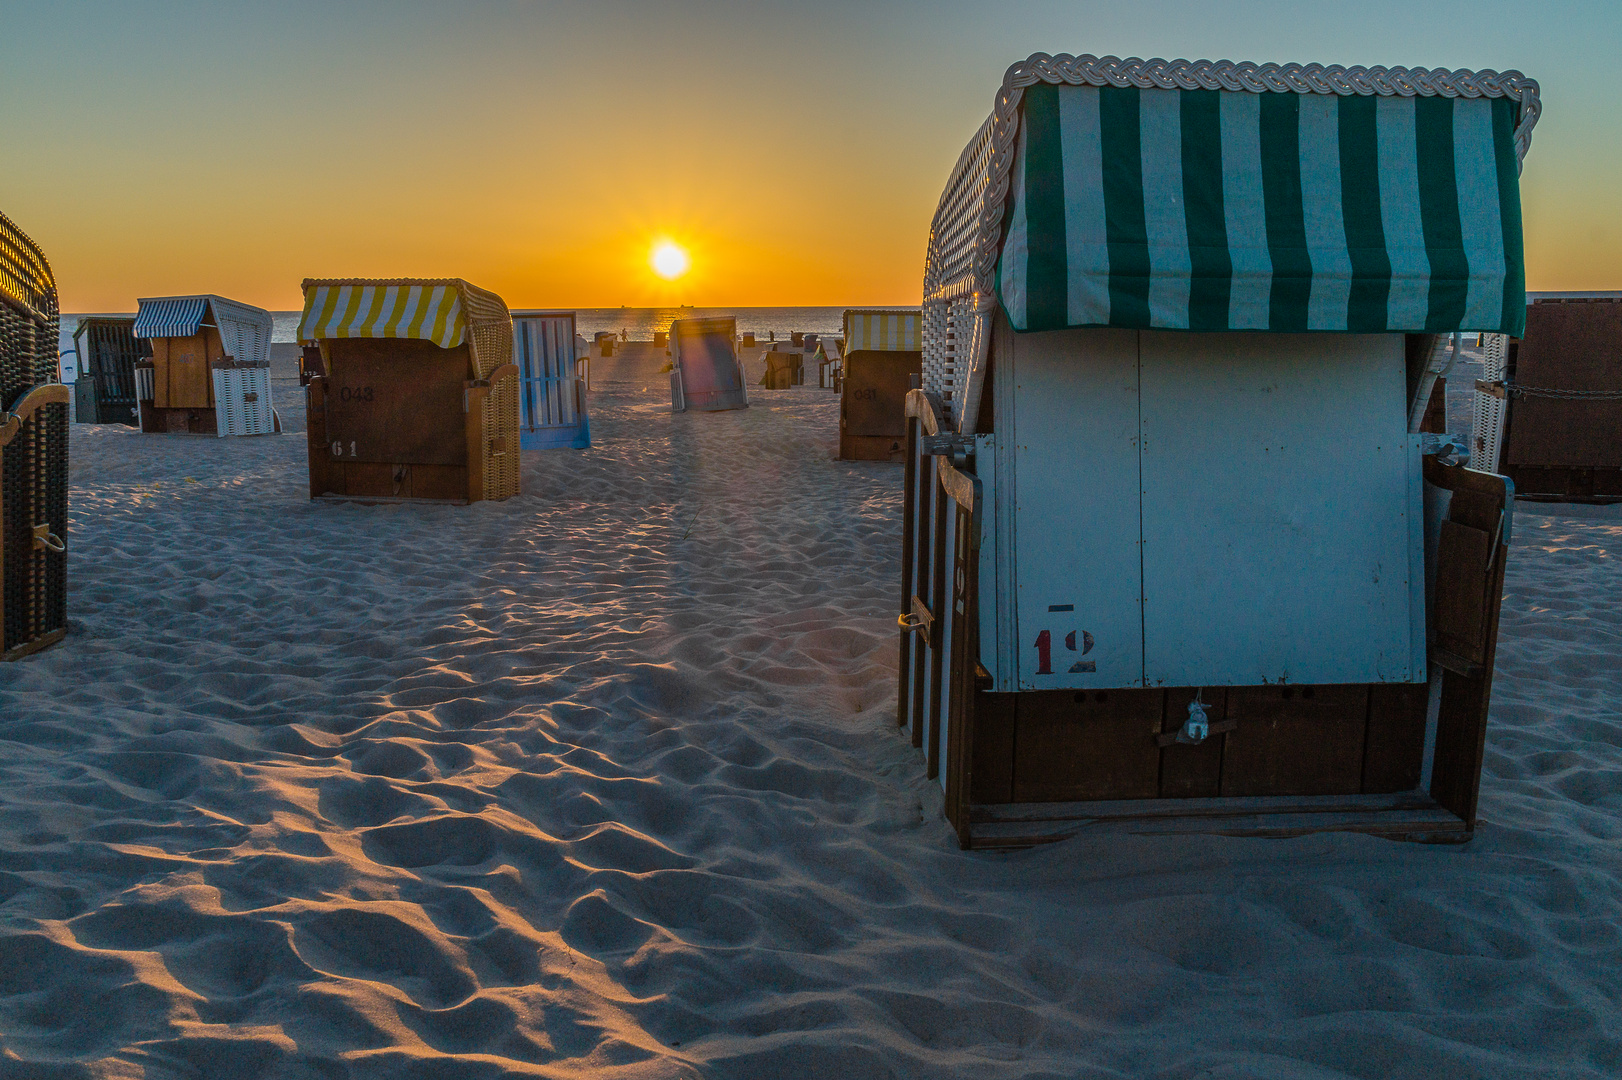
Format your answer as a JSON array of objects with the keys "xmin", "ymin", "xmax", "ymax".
[{"xmin": 769, "ymin": 330, "xmax": 775, "ymax": 342}]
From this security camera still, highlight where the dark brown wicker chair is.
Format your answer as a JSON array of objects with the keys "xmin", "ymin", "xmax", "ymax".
[{"xmin": 0, "ymin": 209, "xmax": 69, "ymax": 660}]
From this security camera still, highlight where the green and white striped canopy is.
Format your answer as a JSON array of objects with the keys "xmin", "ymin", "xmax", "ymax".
[{"xmin": 997, "ymin": 83, "xmax": 1526, "ymax": 336}]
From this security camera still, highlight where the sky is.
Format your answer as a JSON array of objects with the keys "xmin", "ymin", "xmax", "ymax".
[{"xmin": 3, "ymin": 0, "xmax": 1619, "ymax": 311}]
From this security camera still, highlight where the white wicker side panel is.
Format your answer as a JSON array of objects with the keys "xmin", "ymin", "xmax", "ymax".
[
  {"xmin": 241, "ymin": 365, "xmax": 274, "ymax": 434},
  {"xmin": 1473, "ymin": 333, "xmax": 1509, "ymax": 472},
  {"xmin": 922, "ymin": 114, "xmax": 993, "ymax": 428},
  {"xmin": 135, "ymin": 366, "xmax": 154, "ymax": 401},
  {"xmin": 211, "ymin": 365, "xmax": 275, "ymax": 436}
]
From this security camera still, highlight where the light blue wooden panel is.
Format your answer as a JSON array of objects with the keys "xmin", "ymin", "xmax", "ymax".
[
  {"xmin": 1011, "ymin": 328, "xmax": 1144, "ymax": 689},
  {"xmin": 1138, "ymin": 332, "xmax": 1421, "ymax": 686}
]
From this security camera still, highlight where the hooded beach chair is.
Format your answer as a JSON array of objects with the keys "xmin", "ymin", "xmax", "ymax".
[
  {"xmin": 840, "ymin": 309, "xmax": 921, "ymax": 461},
  {"xmin": 668, "ymin": 316, "xmax": 748, "ymax": 412},
  {"xmin": 299, "ymin": 278, "xmax": 519, "ymax": 503},
  {"xmin": 0, "ymin": 209, "xmax": 69, "ymax": 660},
  {"xmin": 132, "ymin": 295, "xmax": 277, "ymax": 436},
  {"xmin": 900, "ymin": 52, "xmax": 1540, "ymax": 847},
  {"xmin": 72, "ymin": 317, "xmax": 146, "ymax": 426}
]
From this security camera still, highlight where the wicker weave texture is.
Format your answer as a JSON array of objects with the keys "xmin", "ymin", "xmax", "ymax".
[{"xmin": 1, "ymin": 209, "xmax": 67, "ymax": 660}]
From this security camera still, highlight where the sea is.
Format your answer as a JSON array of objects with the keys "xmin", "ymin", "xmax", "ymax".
[{"xmin": 58, "ymin": 307, "xmax": 854, "ymax": 352}]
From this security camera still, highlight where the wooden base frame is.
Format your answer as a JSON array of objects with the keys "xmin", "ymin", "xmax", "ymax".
[
  {"xmin": 304, "ymin": 338, "xmax": 518, "ymax": 504},
  {"xmin": 899, "ymin": 391, "xmax": 1512, "ymax": 850}
]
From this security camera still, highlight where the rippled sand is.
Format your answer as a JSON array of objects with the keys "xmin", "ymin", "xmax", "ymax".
[{"xmin": 1, "ymin": 343, "xmax": 1618, "ymax": 1079}]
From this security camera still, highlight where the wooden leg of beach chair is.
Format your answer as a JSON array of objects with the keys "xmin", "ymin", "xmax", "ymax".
[{"xmin": 898, "ymin": 416, "xmax": 919, "ymax": 728}]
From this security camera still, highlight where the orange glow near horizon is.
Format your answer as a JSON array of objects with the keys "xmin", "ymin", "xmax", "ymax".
[{"xmin": 6, "ymin": 4, "xmax": 1619, "ymax": 313}]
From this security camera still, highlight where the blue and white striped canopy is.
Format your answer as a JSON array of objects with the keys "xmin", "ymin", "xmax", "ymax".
[
  {"xmin": 132, "ymin": 297, "xmax": 209, "ymax": 340},
  {"xmin": 997, "ymin": 83, "xmax": 1526, "ymax": 336}
]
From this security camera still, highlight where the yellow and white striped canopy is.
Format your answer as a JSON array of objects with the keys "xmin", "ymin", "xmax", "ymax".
[
  {"xmin": 298, "ymin": 282, "xmax": 467, "ymax": 349},
  {"xmin": 843, "ymin": 309, "xmax": 921, "ymax": 352}
]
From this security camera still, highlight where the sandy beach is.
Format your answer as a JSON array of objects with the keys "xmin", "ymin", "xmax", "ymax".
[{"xmin": 1, "ymin": 342, "xmax": 1619, "ymax": 1078}]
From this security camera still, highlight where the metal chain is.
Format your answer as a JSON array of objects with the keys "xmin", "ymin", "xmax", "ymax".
[{"xmin": 1505, "ymin": 383, "xmax": 1622, "ymax": 400}]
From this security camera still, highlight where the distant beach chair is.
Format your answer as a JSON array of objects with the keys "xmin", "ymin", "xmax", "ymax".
[
  {"xmin": 817, "ymin": 339, "xmax": 842, "ymax": 390},
  {"xmin": 741, "ymin": 332, "xmax": 755, "ymax": 348},
  {"xmin": 299, "ymin": 278, "xmax": 520, "ymax": 503},
  {"xmin": 0, "ymin": 209, "xmax": 69, "ymax": 661},
  {"xmin": 72, "ymin": 317, "xmax": 146, "ymax": 426},
  {"xmin": 669, "ymin": 317, "xmax": 747, "ymax": 412},
  {"xmin": 1473, "ymin": 293, "xmax": 1622, "ymax": 500},
  {"xmin": 594, "ymin": 332, "xmax": 616, "ymax": 358},
  {"xmin": 512, "ymin": 310, "xmax": 590, "ymax": 449},
  {"xmin": 901, "ymin": 51, "xmax": 1538, "ymax": 849},
  {"xmin": 760, "ymin": 350, "xmax": 798, "ymax": 389},
  {"xmin": 132, "ymin": 295, "xmax": 278, "ymax": 436},
  {"xmin": 839, "ymin": 309, "xmax": 921, "ymax": 461},
  {"xmin": 654, "ymin": 331, "xmax": 668, "ymax": 349}
]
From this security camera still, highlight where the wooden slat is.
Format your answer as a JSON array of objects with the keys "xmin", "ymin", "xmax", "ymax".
[
  {"xmin": 1434, "ymin": 520, "xmax": 1493, "ymax": 665},
  {"xmin": 1011, "ymin": 688, "xmax": 1163, "ymax": 802},
  {"xmin": 969, "ymin": 805, "xmax": 1468, "ymax": 847},
  {"xmin": 1220, "ymin": 685, "xmax": 1369, "ymax": 798},
  {"xmin": 1363, "ymin": 682, "xmax": 1428, "ymax": 793}
]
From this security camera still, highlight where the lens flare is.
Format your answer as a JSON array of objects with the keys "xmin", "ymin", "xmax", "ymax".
[{"xmin": 651, "ymin": 241, "xmax": 690, "ymax": 280}]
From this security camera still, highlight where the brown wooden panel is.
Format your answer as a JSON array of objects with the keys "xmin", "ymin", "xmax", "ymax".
[
  {"xmin": 970, "ymin": 692, "xmax": 1016, "ymax": 804},
  {"xmin": 1363, "ymin": 683, "xmax": 1428, "ymax": 793},
  {"xmin": 840, "ymin": 434, "xmax": 905, "ymax": 461},
  {"xmin": 336, "ymin": 461, "xmax": 394, "ymax": 497},
  {"xmin": 1506, "ymin": 301, "xmax": 1622, "ymax": 468},
  {"xmin": 306, "ymin": 379, "xmax": 330, "ymax": 497},
  {"xmin": 1419, "ymin": 378, "xmax": 1447, "ymax": 433},
  {"xmin": 841, "ymin": 351, "xmax": 921, "ymax": 441},
  {"xmin": 155, "ymin": 334, "xmax": 215, "ymax": 409},
  {"xmin": 324, "ymin": 339, "xmax": 470, "ymax": 466},
  {"xmin": 1221, "ymin": 685, "xmax": 1369, "ymax": 797},
  {"xmin": 409, "ymin": 465, "xmax": 468, "ymax": 501},
  {"xmin": 1012, "ymin": 689, "xmax": 1163, "ymax": 802},
  {"xmin": 1158, "ymin": 687, "xmax": 1226, "ymax": 798},
  {"xmin": 1434, "ymin": 519, "xmax": 1493, "ymax": 665}
]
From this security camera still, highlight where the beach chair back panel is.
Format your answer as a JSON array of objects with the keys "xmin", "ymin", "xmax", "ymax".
[
  {"xmin": 323, "ymin": 339, "xmax": 470, "ymax": 466},
  {"xmin": 670, "ymin": 318, "xmax": 746, "ymax": 412},
  {"xmin": 75, "ymin": 320, "xmax": 143, "ymax": 424},
  {"xmin": 1504, "ymin": 299, "xmax": 1622, "ymax": 470},
  {"xmin": 514, "ymin": 316, "xmax": 579, "ymax": 429}
]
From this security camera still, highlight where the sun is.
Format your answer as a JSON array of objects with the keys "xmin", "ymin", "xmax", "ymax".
[{"xmin": 651, "ymin": 241, "xmax": 690, "ymax": 281}]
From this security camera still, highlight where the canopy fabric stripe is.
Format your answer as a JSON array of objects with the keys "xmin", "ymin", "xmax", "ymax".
[
  {"xmin": 997, "ymin": 83, "xmax": 1526, "ymax": 336},
  {"xmin": 132, "ymin": 297, "xmax": 209, "ymax": 340},
  {"xmin": 298, "ymin": 283, "xmax": 466, "ymax": 349},
  {"xmin": 844, "ymin": 310, "xmax": 921, "ymax": 352}
]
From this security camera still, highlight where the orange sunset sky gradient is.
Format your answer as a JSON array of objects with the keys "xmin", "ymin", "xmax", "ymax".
[{"xmin": 5, "ymin": 0, "xmax": 1620, "ymax": 312}]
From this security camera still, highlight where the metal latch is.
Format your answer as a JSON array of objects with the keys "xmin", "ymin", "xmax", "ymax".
[
  {"xmin": 32, "ymin": 524, "xmax": 65, "ymax": 553},
  {"xmin": 1474, "ymin": 378, "xmax": 1506, "ymax": 400},
  {"xmin": 897, "ymin": 595, "xmax": 936, "ymax": 646},
  {"xmin": 921, "ymin": 433, "xmax": 974, "ymax": 465}
]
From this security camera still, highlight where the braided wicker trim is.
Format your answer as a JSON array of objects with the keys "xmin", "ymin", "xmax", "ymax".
[{"xmin": 969, "ymin": 53, "xmax": 1543, "ymax": 299}]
